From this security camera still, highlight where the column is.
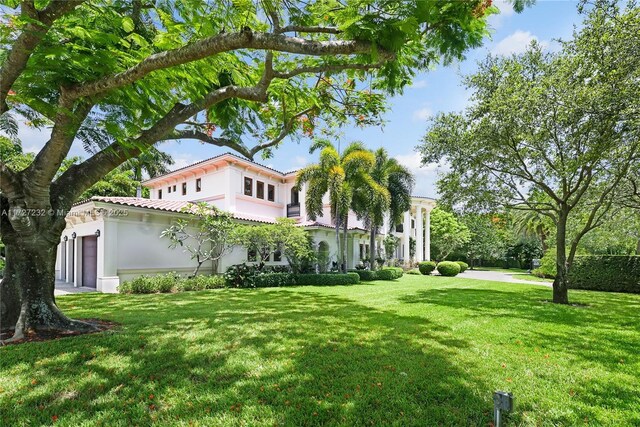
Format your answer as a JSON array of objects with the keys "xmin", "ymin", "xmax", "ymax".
[
  {"xmin": 416, "ymin": 206, "xmax": 424, "ymax": 262},
  {"xmin": 403, "ymin": 210, "xmax": 411, "ymax": 263},
  {"xmin": 425, "ymin": 209, "xmax": 431, "ymax": 261}
]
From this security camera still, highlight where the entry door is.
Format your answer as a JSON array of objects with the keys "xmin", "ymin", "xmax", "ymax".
[{"xmin": 82, "ymin": 236, "xmax": 98, "ymax": 288}]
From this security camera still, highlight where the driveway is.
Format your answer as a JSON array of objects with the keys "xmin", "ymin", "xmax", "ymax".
[
  {"xmin": 459, "ymin": 269, "xmax": 552, "ymax": 287},
  {"xmin": 55, "ymin": 281, "xmax": 97, "ymax": 296}
]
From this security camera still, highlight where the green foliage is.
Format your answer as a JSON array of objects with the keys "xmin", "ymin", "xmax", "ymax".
[
  {"xmin": 407, "ymin": 268, "xmax": 421, "ymax": 275},
  {"xmin": 376, "ymin": 267, "xmax": 403, "ymax": 280},
  {"xmin": 383, "ymin": 235, "xmax": 399, "ymax": 260},
  {"xmin": 461, "ymin": 214, "xmax": 507, "ymax": 266},
  {"xmin": 118, "ymin": 273, "xmax": 225, "ymax": 294},
  {"xmin": 295, "ymin": 273, "xmax": 360, "ymax": 286},
  {"xmin": 569, "ymin": 256, "xmax": 640, "ymax": 293},
  {"xmin": 455, "ymin": 261, "xmax": 469, "ymax": 272},
  {"xmin": 436, "ymin": 261, "xmax": 461, "ymax": 277},
  {"xmin": 223, "ymin": 263, "xmax": 263, "ymax": 288},
  {"xmin": 162, "ymin": 203, "xmax": 237, "ymax": 276},
  {"xmin": 418, "ymin": 261, "xmax": 437, "ymax": 275},
  {"xmin": 352, "ymin": 270, "xmax": 378, "ymax": 281},
  {"xmin": 430, "ymin": 208, "xmax": 471, "ymax": 261},
  {"xmin": 253, "ymin": 273, "xmax": 297, "ymax": 288},
  {"xmin": 533, "ymin": 248, "xmax": 558, "ymax": 279}
]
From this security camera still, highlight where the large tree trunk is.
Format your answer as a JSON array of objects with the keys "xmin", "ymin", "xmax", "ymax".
[
  {"xmin": 5, "ymin": 240, "xmax": 96, "ymax": 341},
  {"xmin": 342, "ymin": 218, "xmax": 348, "ymax": 273},
  {"xmin": 0, "ymin": 248, "xmax": 21, "ymax": 332},
  {"xmin": 369, "ymin": 226, "xmax": 377, "ymax": 270},
  {"xmin": 552, "ymin": 213, "xmax": 570, "ymax": 304}
]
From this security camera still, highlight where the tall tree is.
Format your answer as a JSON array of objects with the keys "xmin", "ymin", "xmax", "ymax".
[
  {"xmin": 0, "ymin": 0, "xmax": 501, "ymax": 339},
  {"xmin": 296, "ymin": 140, "xmax": 374, "ymax": 272},
  {"xmin": 354, "ymin": 148, "xmax": 413, "ymax": 269},
  {"xmin": 119, "ymin": 146, "xmax": 174, "ymax": 196},
  {"xmin": 420, "ymin": 2, "xmax": 640, "ymax": 303},
  {"xmin": 429, "ymin": 207, "xmax": 471, "ymax": 261}
]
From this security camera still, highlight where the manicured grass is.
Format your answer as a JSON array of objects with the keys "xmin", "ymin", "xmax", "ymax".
[
  {"xmin": 511, "ymin": 273, "xmax": 554, "ymax": 283},
  {"xmin": 2, "ymin": 276, "xmax": 639, "ymax": 426}
]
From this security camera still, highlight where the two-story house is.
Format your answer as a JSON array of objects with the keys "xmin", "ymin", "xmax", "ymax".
[{"xmin": 55, "ymin": 153, "xmax": 435, "ymax": 292}]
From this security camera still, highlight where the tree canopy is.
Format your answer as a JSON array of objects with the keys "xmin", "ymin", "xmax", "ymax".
[{"xmin": 419, "ymin": 1, "xmax": 640, "ymax": 303}]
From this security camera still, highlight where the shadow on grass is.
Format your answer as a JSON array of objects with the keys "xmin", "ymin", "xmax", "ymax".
[{"xmin": 1, "ymin": 289, "xmax": 493, "ymax": 426}]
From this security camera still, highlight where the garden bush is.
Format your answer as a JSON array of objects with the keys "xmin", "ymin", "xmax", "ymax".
[
  {"xmin": 253, "ymin": 272, "xmax": 296, "ymax": 288},
  {"xmin": 295, "ymin": 273, "xmax": 360, "ymax": 286},
  {"xmin": 376, "ymin": 267, "xmax": 404, "ymax": 280},
  {"xmin": 455, "ymin": 261, "xmax": 469, "ymax": 272},
  {"xmin": 437, "ymin": 261, "xmax": 461, "ymax": 277},
  {"xmin": 569, "ymin": 256, "xmax": 640, "ymax": 293},
  {"xmin": 119, "ymin": 273, "xmax": 226, "ymax": 294},
  {"xmin": 351, "ymin": 270, "xmax": 378, "ymax": 281},
  {"xmin": 407, "ymin": 268, "xmax": 421, "ymax": 275},
  {"xmin": 223, "ymin": 263, "xmax": 262, "ymax": 288},
  {"xmin": 532, "ymin": 248, "xmax": 558, "ymax": 278},
  {"xmin": 418, "ymin": 261, "xmax": 437, "ymax": 275}
]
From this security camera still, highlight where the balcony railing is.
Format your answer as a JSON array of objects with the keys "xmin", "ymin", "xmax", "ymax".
[{"xmin": 287, "ymin": 203, "xmax": 301, "ymax": 217}]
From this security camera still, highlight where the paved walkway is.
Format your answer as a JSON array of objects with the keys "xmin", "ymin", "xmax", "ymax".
[
  {"xmin": 55, "ymin": 280, "xmax": 97, "ymax": 296},
  {"xmin": 459, "ymin": 269, "xmax": 552, "ymax": 287}
]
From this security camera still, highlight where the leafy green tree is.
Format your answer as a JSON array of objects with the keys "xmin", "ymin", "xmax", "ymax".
[
  {"xmin": 383, "ymin": 234, "xmax": 400, "ymax": 264},
  {"xmin": 161, "ymin": 203, "xmax": 236, "ymax": 277},
  {"xmin": 354, "ymin": 148, "xmax": 413, "ymax": 269},
  {"xmin": 420, "ymin": 3, "xmax": 640, "ymax": 303},
  {"xmin": 296, "ymin": 140, "xmax": 374, "ymax": 272},
  {"xmin": 429, "ymin": 208, "xmax": 471, "ymax": 261},
  {"xmin": 120, "ymin": 147, "xmax": 174, "ymax": 196},
  {"xmin": 271, "ymin": 218, "xmax": 315, "ymax": 274},
  {"xmin": 461, "ymin": 214, "xmax": 506, "ymax": 268},
  {"xmin": 0, "ymin": 0, "xmax": 502, "ymax": 339}
]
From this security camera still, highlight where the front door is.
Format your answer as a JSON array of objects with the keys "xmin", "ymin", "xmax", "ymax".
[{"xmin": 82, "ymin": 236, "xmax": 97, "ymax": 288}]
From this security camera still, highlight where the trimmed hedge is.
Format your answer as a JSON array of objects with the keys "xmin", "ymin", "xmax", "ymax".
[
  {"xmin": 253, "ymin": 272, "xmax": 296, "ymax": 288},
  {"xmin": 437, "ymin": 261, "xmax": 461, "ymax": 277},
  {"xmin": 352, "ymin": 270, "xmax": 378, "ymax": 281},
  {"xmin": 119, "ymin": 273, "xmax": 225, "ymax": 294},
  {"xmin": 296, "ymin": 273, "xmax": 360, "ymax": 286},
  {"xmin": 455, "ymin": 261, "xmax": 469, "ymax": 273},
  {"xmin": 418, "ymin": 261, "xmax": 437, "ymax": 275},
  {"xmin": 376, "ymin": 267, "xmax": 404, "ymax": 280},
  {"xmin": 407, "ymin": 269, "xmax": 421, "ymax": 275},
  {"xmin": 569, "ymin": 256, "xmax": 640, "ymax": 293}
]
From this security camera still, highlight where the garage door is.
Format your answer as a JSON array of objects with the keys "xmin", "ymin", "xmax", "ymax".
[{"xmin": 82, "ymin": 236, "xmax": 97, "ymax": 288}]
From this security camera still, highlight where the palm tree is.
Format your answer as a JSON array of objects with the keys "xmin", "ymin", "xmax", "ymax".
[
  {"xmin": 354, "ymin": 148, "xmax": 413, "ymax": 269},
  {"xmin": 297, "ymin": 140, "xmax": 374, "ymax": 272},
  {"xmin": 119, "ymin": 147, "xmax": 174, "ymax": 196},
  {"xmin": 511, "ymin": 208, "xmax": 552, "ymax": 252}
]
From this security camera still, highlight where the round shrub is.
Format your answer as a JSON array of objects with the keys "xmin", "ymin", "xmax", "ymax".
[
  {"xmin": 376, "ymin": 267, "xmax": 403, "ymax": 281},
  {"xmin": 418, "ymin": 261, "xmax": 437, "ymax": 275},
  {"xmin": 352, "ymin": 270, "xmax": 378, "ymax": 281},
  {"xmin": 437, "ymin": 261, "xmax": 461, "ymax": 277},
  {"xmin": 455, "ymin": 261, "xmax": 469, "ymax": 272},
  {"xmin": 407, "ymin": 269, "xmax": 421, "ymax": 275}
]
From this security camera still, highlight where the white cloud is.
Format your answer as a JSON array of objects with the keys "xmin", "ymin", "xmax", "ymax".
[
  {"xmin": 487, "ymin": 0, "xmax": 515, "ymax": 28},
  {"xmin": 394, "ymin": 152, "xmax": 440, "ymax": 197},
  {"xmin": 412, "ymin": 107, "xmax": 433, "ymax": 122},
  {"xmin": 492, "ymin": 30, "xmax": 548, "ymax": 56},
  {"xmin": 394, "ymin": 152, "xmax": 437, "ymax": 176},
  {"xmin": 171, "ymin": 154, "xmax": 204, "ymax": 170},
  {"xmin": 409, "ymin": 79, "xmax": 428, "ymax": 89}
]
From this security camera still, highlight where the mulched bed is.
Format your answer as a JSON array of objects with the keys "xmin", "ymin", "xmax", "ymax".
[{"xmin": 0, "ymin": 318, "xmax": 118, "ymax": 346}]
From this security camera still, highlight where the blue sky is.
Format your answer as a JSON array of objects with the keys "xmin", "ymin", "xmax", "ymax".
[{"xmin": 17, "ymin": 1, "xmax": 583, "ymax": 198}]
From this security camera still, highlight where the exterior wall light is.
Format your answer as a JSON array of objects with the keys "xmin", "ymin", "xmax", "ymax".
[
  {"xmin": 63, "ymin": 236, "xmax": 68, "ymax": 242},
  {"xmin": 95, "ymin": 229, "xmax": 101, "ymax": 237},
  {"xmin": 71, "ymin": 232, "xmax": 77, "ymax": 239}
]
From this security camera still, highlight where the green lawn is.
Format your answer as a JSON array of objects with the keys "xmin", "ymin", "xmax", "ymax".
[
  {"xmin": 2, "ymin": 276, "xmax": 639, "ymax": 426},
  {"xmin": 474, "ymin": 267, "xmax": 553, "ymax": 283}
]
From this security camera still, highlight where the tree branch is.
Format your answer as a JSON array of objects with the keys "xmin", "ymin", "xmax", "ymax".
[
  {"xmin": 65, "ymin": 30, "xmax": 391, "ymax": 100},
  {"xmin": 273, "ymin": 62, "xmax": 383, "ymax": 79},
  {"xmin": 0, "ymin": 0, "xmax": 85, "ymax": 114},
  {"xmin": 0, "ymin": 161, "xmax": 20, "ymax": 198},
  {"xmin": 276, "ymin": 26, "xmax": 342, "ymax": 34}
]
